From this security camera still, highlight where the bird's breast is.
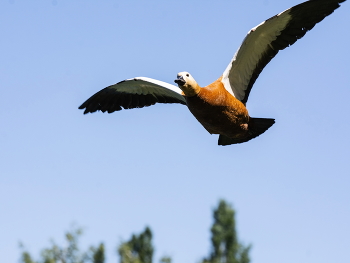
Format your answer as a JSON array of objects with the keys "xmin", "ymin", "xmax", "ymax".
[{"xmin": 185, "ymin": 81, "xmax": 249, "ymax": 137}]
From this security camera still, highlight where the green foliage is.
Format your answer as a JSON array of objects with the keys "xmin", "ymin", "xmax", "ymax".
[
  {"xmin": 20, "ymin": 227, "xmax": 105, "ymax": 263},
  {"xmin": 202, "ymin": 200, "xmax": 251, "ymax": 263},
  {"xmin": 21, "ymin": 251, "xmax": 36, "ymax": 263},
  {"xmin": 92, "ymin": 244, "xmax": 105, "ymax": 263},
  {"xmin": 118, "ymin": 243, "xmax": 141, "ymax": 263},
  {"xmin": 118, "ymin": 227, "xmax": 154, "ymax": 263},
  {"xmin": 19, "ymin": 199, "xmax": 250, "ymax": 263},
  {"xmin": 159, "ymin": 256, "xmax": 171, "ymax": 263}
]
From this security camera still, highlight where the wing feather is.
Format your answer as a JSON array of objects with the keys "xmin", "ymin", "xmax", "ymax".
[
  {"xmin": 221, "ymin": 0, "xmax": 346, "ymax": 104},
  {"xmin": 79, "ymin": 77, "xmax": 186, "ymax": 114}
]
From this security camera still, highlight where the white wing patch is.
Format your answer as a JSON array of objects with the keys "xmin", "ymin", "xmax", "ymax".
[
  {"xmin": 132, "ymin": 77, "xmax": 184, "ymax": 95},
  {"xmin": 221, "ymin": 8, "xmax": 292, "ymax": 101}
]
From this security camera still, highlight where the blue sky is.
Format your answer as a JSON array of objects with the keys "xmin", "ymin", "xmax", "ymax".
[{"xmin": 1, "ymin": 0, "xmax": 349, "ymax": 262}]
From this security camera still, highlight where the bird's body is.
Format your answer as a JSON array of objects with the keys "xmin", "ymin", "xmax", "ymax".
[
  {"xmin": 185, "ymin": 77, "xmax": 249, "ymax": 138},
  {"xmin": 181, "ymin": 76, "xmax": 248, "ymax": 136},
  {"xmin": 175, "ymin": 73, "xmax": 275, "ymax": 144},
  {"xmin": 79, "ymin": 0, "xmax": 346, "ymax": 146}
]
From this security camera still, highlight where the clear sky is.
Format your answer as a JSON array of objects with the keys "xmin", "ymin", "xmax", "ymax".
[{"xmin": 1, "ymin": 1, "xmax": 349, "ymax": 262}]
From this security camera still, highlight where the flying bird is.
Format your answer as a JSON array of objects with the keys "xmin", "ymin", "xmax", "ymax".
[{"xmin": 79, "ymin": 0, "xmax": 346, "ymax": 146}]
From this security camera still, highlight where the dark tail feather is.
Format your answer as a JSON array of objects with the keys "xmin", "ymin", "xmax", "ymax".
[{"xmin": 218, "ymin": 117, "xmax": 275, "ymax": 146}]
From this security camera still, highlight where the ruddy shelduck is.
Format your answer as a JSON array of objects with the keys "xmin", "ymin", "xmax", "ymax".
[{"xmin": 79, "ymin": 0, "xmax": 346, "ymax": 145}]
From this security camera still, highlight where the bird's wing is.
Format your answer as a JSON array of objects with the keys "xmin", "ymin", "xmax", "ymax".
[
  {"xmin": 79, "ymin": 77, "xmax": 186, "ymax": 114},
  {"xmin": 221, "ymin": 0, "xmax": 346, "ymax": 104}
]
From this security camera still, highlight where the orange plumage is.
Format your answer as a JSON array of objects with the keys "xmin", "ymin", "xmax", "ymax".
[{"xmin": 185, "ymin": 77, "xmax": 250, "ymax": 138}]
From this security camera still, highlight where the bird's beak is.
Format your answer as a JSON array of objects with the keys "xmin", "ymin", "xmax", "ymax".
[{"xmin": 174, "ymin": 75, "xmax": 186, "ymax": 86}]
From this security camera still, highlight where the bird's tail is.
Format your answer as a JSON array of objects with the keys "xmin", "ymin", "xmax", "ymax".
[{"xmin": 218, "ymin": 117, "xmax": 275, "ymax": 146}]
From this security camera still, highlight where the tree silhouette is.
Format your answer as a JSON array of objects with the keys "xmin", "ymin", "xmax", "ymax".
[
  {"xmin": 20, "ymin": 227, "xmax": 105, "ymax": 263},
  {"xmin": 202, "ymin": 200, "xmax": 251, "ymax": 263},
  {"xmin": 20, "ymin": 200, "xmax": 250, "ymax": 263},
  {"xmin": 118, "ymin": 227, "xmax": 153, "ymax": 263}
]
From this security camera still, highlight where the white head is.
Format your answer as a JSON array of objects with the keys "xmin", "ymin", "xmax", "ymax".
[{"xmin": 174, "ymin": 72, "xmax": 201, "ymax": 97}]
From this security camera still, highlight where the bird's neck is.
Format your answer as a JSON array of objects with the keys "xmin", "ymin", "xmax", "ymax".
[{"xmin": 181, "ymin": 83, "xmax": 201, "ymax": 97}]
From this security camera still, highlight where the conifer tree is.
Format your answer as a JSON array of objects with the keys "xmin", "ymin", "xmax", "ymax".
[
  {"xmin": 202, "ymin": 200, "xmax": 251, "ymax": 263},
  {"xmin": 118, "ymin": 227, "xmax": 154, "ymax": 263}
]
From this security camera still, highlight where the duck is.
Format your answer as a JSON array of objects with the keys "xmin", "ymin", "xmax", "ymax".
[{"xmin": 79, "ymin": 0, "xmax": 346, "ymax": 146}]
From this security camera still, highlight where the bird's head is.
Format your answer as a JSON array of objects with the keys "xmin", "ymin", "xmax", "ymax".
[{"xmin": 174, "ymin": 72, "xmax": 201, "ymax": 97}]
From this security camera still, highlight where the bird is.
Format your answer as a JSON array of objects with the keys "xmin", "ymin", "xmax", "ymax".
[{"xmin": 79, "ymin": 0, "xmax": 346, "ymax": 146}]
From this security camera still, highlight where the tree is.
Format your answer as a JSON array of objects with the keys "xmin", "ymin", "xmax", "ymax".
[
  {"xmin": 202, "ymin": 200, "xmax": 251, "ymax": 263},
  {"xmin": 159, "ymin": 257, "xmax": 171, "ymax": 263},
  {"xmin": 20, "ymin": 227, "xmax": 105, "ymax": 263},
  {"xmin": 20, "ymin": 200, "xmax": 250, "ymax": 263},
  {"xmin": 118, "ymin": 227, "xmax": 154, "ymax": 263},
  {"xmin": 92, "ymin": 244, "xmax": 105, "ymax": 263}
]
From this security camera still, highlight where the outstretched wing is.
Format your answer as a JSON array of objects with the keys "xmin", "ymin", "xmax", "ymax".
[
  {"xmin": 221, "ymin": 0, "xmax": 346, "ymax": 104},
  {"xmin": 79, "ymin": 77, "xmax": 186, "ymax": 114}
]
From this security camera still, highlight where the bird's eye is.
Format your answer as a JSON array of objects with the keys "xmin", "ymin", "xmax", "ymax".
[{"xmin": 186, "ymin": 74, "xmax": 189, "ymax": 77}]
